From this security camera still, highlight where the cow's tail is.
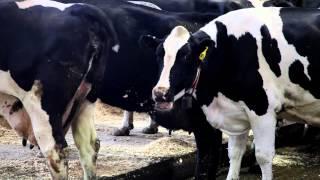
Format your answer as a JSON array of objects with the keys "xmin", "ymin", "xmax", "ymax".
[{"xmin": 70, "ymin": 4, "xmax": 120, "ymax": 102}]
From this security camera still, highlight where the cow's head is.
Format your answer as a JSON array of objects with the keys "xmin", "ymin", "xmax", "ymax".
[{"xmin": 141, "ymin": 26, "xmax": 213, "ymax": 111}]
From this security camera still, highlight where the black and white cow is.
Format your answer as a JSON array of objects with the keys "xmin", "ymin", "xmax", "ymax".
[
  {"xmin": 110, "ymin": 0, "xmax": 252, "ymax": 136},
  {"xmin": 110, "ymin": 0, "xmax": 295, "ymax": 136},
  {"xmin": 0, "ymin": 0, "xmax": 118, "ymax": 179},
  {"xmin": 54, "ymin": 0, "xmax": 226, "ymax": 178},
  {"xmin": 149, "ymin": 7, "xmax": 320, "ymax": 180}
]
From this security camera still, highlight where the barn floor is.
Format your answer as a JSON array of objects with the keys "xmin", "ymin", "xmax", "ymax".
[{"xmin": 0, "ymin": 102, "xmax": 320, "ymax": 179}]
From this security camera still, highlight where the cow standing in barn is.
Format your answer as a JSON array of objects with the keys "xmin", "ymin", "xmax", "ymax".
[
  {"xmin": 111, "ymin": 0, "xmax": 254, "ymax": 136},
  {"xmin": 111, "ymin": 0, "xmax": 296, "ymax": 137},
  {"xmin": 149, "ymin": 7, "xmax": 320, "ymax": 180},
  {"xmin": 0, "ymin": 0, "xmax": 221, "ymax": 178},
  {"xmin": 3, "ymin": 0, "xmax": 304, "ymax": 179},
  {"xmin": 0, "ymin": 0, "xmax": 119, "ymax": 179},
  {"xmin": 13, "ymin": 0, "xmax": 231, "ymax": 178}
]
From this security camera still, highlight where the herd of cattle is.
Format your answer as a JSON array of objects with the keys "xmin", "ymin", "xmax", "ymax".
[{"xmin": 0, "ymin": 0, "xmax": 320, "ymax": 179}]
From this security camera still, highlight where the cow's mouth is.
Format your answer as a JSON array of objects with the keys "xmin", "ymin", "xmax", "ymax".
[{"xmin": 154, "ymin": 101, "xmax": 173, "ymax": 111}]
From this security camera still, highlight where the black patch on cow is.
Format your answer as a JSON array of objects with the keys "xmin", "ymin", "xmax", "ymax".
[
  {"xmin": 260, "ymin": 25, "xmax": 281, "ymax": 77},
  {"xmin": 302, "ymin": 0, "xmax": 320, "ymax": 8},
  {"xmin": 289, "ymin": 60, "xmax": 310, "ymax": 90},
  {"xmin": 197, "ymin": 22, "xmax": 268, "ymax": 116},
  {"xmin": 243, "ymin": 0, "xmax": 254, "ymax": 7},
  {"xmin": 10, "ymin": 100, "xmax": 22, "ymax": 115},
  {"xmin": 263, "ymin": 0, "xmax": 296, "ymax": 7},
  {"xmin": 280, "ymin": 8, "xmax": 320, "ymax": 98}
]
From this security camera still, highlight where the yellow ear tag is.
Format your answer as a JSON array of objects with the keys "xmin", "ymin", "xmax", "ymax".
[{"xmin": 199, "ymin": 46, "xmax": 208, "ymax": 61}]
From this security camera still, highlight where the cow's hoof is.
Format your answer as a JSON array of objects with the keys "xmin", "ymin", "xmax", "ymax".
[
  {"xmin": 129, "ymin": 123, "xmax": 134, "ymax": 130},
  {"xmin": 113, "ymin": 127, "xmax": 130, "ymax": 136},
  {"xmin": 142, "ymin": 127, "xmax": 158, "ymax": 134},
  {"xmin": 22, "ymin": 138, "xmax": 27, "ymax": 146}
]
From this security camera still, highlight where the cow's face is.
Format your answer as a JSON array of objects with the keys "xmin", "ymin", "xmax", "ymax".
[{"xmin": 151, "ymin": 26, "xmax": 212, "ymax": 111}]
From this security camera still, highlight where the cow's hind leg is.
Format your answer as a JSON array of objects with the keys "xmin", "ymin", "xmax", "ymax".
[
  {"xmin": 226, "ymin": 132, "xmax": 248, "ymax": 180},
  {"xmin": 113, "ymin": 110, "xmax": 134, "ymax": 136},
  {"xmin": 22, "ymin": 81, "xmax": 68, "ymax": 179},
  {"xmin": 72, "ymin": 100, "xmax": 100, "ymax": 179},
  {"xmin": 250, "ymin": 113, "xmax": 276, "ymax": 180}
]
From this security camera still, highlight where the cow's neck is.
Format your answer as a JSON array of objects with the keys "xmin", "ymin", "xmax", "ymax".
[{"xmin": 195, "ymin": 45, "xmax": 228, "ymax": 107}]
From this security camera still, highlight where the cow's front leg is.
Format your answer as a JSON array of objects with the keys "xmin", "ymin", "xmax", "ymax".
[
  {"xmin": 113, "ymin": 110, "xmax": 133, "ymax": 136},
  {"xmin": 142, "ymin": 115, "xmax": 159, "ymax": 134},
  {"xmin": 72, "ymin": 100, "xmax": 100, "ymax": 180},
  {"xmin": 22, "ymin": 81, "xmax": 68, "ymax": 179},
  {"xmin": 250, "ymin": 113, "xmax": 276, "ymax": 180},
  {"xmin": 226, "ymin": 132, "xmax": 248, "ymax": 180},
  {"xmin": 194, "ymin": 125, "xmax": 222, "ymax": 180}
]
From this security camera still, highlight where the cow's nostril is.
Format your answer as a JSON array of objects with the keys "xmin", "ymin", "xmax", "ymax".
[
  {"xmin": 153, "ymin": 87, "xmax": 168, "ymax": 102},
  {"xmin": 154, "ymin": 90, "xmax": 163, "ymax": 97}
]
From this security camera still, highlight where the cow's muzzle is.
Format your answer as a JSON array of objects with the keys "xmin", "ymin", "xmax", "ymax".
[{"xmin": 152, "ymin": 86, "xmax": 173, "ymax": 111}]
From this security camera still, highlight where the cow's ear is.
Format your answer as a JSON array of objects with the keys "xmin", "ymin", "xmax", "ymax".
[
  {"xmin": 197, "ymin": 39, "xmax": 214, "ymax": 61},
  {"xmin": 139, "ymin": 35, "xmax": 162, "ymax": 50}
]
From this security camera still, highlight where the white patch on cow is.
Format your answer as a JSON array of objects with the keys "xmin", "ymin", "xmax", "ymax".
[
  {"xmin": 16, "ymin": 0, "xmax": 76, "ymax": 11},
  {"xmin": 226, "ymin": 132, "xmax": 248, "ymax": 180},
  {"xmin": 154, "ymin": 26, "xmax": 190, "ymax": 90},
  {"xmin": 72, "ymin": 100, "xmax": 99, "ymax": 179},
  {"xmin": 248, "ymin": 0, "xmax": 265, "ymax": 7},
  {"xmin": 121, "ymin": 111, "xmax": 134, "ymax": 128},
  {"xmin": 22, "ymin": 81, "xmax": 56, "ymax": 154},
  {"xmin": 248, "ymin": 112, "xmax": 276, "ymax": 180},
  {"xmin": 112, "ymin": 44, "xmax": 120, "ymax": 53},
  {"xmin": 201, "ymin": 93, "xmax": 250, "ymax": 136},
  {"xmin": 0, "ymin": 71, "xmax": 26, "ymax": 99},
  {"xmin": 128, "ymin": 1, "xmax": 162, "ymax": 10}
]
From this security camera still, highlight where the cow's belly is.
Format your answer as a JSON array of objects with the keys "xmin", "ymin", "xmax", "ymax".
[
  {"xmin": 202, "ymin": 93, "xmax": 250, "ymax": 136},
  {"xmin": 278, "ymin": 100, "xmax": 320, "ymax": 127}
]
